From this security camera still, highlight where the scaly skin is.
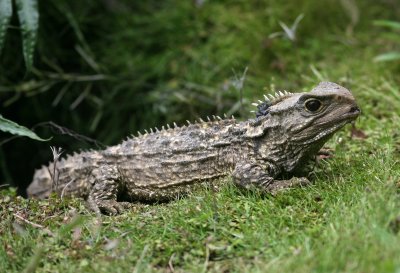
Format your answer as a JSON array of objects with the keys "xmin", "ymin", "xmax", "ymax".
[{"xmin": 27, "ymin": 82, "xmax": 360, "ymax": 214}]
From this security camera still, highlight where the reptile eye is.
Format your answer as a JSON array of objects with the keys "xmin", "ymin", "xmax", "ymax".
[{"xmin": 305, "ymin": 99, "xmax": 322, "ymax": 112}]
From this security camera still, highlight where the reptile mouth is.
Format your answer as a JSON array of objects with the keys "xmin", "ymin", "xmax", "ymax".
[
  {"xmin": 345, "ymin": 106, "xmax": 361, "ymax": 119},
  {"xmin": 337, "ymin": 105, "xmax": 361, "ymax": 123},
  {"xmin": 300, "ymin": 107, "xmax": 360, "ymax": 145},
  {"xmin": 322, "ymin": 105, "xmax": 361, "ymax": 126}
]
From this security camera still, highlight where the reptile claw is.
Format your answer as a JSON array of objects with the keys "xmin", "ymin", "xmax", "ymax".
[
  {"xmin": 268, "ymin": 177, "xmax": 311, "ymax": 195},
  {"xmin": 93, "ymin": 200, "xmax": 132, "ymax": 215}
]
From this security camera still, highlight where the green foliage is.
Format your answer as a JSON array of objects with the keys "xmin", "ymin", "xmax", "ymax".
[
  {"xmin": 0, "ymin": 0, "xmax": 39, "ymax": 70},
  {"xmin": 0, "ymin": 0, "xmax": 12, "ymax": 53},
  {"xmin": 0, "ymin": 114, "xmax": 48, "ymax": 141},
  {"xmin": 374, "ymin": 52, "xmax": 400, "ymax": 62},
  {"xmin": 373, "ymin": 20, "xmax": 400, "ymax": 62},
  {"xmin": 374, "ymin": 20, "xmax": 400, "ymax": 30},
  {"xmin": 15, "ymin": 0, "xmax": 39, "ymax": 70}
]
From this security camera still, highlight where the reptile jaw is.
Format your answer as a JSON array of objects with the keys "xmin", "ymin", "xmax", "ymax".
[{"xmin": 340, "ymin": 105, "xmax": 361, "ymax": 123}]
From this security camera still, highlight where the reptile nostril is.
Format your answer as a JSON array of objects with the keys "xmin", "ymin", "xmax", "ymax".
[{"xmin": 350, "ymin": 106, "xmax": 360, "ymax": 113}]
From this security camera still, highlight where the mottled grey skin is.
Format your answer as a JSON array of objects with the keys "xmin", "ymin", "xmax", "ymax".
[{"xmin": 27, "ymin": 82, "xmax": 360, "ymax": 214}]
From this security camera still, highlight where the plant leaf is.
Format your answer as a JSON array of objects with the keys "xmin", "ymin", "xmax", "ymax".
[
  {"xmin": 15, "ymin": 0, "xmax": 39, "ymax": 70},
  {"xmin": 373, "ymin": 20, "xmax": 400, "ymax": 30},
  {"xmin": 291, "ymin": 13, "xmax": 305, "ymax": 33},
  {"xmin": 0, "ymin": 114, "xmax": 50, "ymax": 141},
  {"xmin": 279, "ymin": 22, "xmax": 295, "ymax": 41},
  {"xmin": 374, "ymin": 52, "xmax": 400, "ymax": 62},
  {"xmin": 0, "ymin": 0, "xmax": 12, "ymax": 53}
]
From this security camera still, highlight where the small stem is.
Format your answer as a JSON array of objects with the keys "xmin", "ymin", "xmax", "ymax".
[{"xmin": 13, "ymin": 213, "xmax": 54, "ymax": 236}]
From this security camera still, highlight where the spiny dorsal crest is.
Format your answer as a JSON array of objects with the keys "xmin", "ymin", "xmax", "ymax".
[
  {"xmin": 251, "ymin": 90, "xmax": 293, "ymax": 117},
  {"xmin": 134, "ymin": 114, "xmax": 235, "ymax": 138}
]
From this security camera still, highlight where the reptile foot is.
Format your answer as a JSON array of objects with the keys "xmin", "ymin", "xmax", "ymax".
[
  {"xmin": 100, "ymin": 200, "xmax": 132, "ymax": 215},
  {"xmin": 268, "ymin": 177, "xmax": 311, "ymax": 195},
  {"xmin": 88, "ymin": 199, "xmax": 132, "ymax": 215}
]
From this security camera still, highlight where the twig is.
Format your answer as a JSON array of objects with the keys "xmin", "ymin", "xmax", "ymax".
[
  {"xmin": 32, "ymin": 121, "xmax": 105, "ymax": 148},
  {"xmin": 33, "ymin": 69, "xmax": 108, "ymax": 82},
  {"xmin": 61, "ymin": 179, "xmax": 75, "ymax": 199},
  {"xmin": 0, "ymin": 135, "xmax": 19, "ymax": 146},
  {"xmin": 52, "ymin": 82, "xmax": 72, "ymax": 106},
  {"xmin": 70, "ymin": 83, "xmax": 92, "ymax": 110},
  {"xmin": 13, "ymin": 213, "xmax": 54, "ymax": 236},
  {"xmin": 168, "ymin": 253, "xmax": 175, "ymax": 273},
  {"xmin": 133, "ymin": 245, "xmax": 149, "ymax": 273},
  {"xmin": 202, "ymin": 244, "xmax": 210, "ymax": 273},
  {"xmin": 49, "ymin": 146, "xmax": 63, "ymax": 192}
]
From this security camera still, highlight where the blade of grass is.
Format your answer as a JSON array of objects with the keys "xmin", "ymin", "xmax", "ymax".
[
  {"xmin": 374, "ymin": 52, "xmax": 400, "ymax": 62},
  {"xmin": 373, "ymin": 20, "xmax": 400, "ymax": 30}
]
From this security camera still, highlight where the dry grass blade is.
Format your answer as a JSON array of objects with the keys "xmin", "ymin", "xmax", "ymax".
[{"xmin": 13, "ymin": 213, "xmax": 54, "ymax": 236}]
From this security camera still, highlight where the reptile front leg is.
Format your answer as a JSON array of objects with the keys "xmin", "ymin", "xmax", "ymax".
[
  {"xmin": 232, "ymin": 163, "xmax": 310, "ymax": 194},
  {"xmin": 87, "ymin": 166, "xmax": 131, "ymax": 215}
]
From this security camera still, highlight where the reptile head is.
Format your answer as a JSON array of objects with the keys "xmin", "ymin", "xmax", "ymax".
[
  {"xmin": 290, "ymin": 82, "xmax": 359, "ymax": 145},
  {"xmin": 247, "ymin": 82, "xmax": 360, "ymax": 145},
  {"xmin": 26, "ymin": 166, "xmax": 53, "ymax": 199}
]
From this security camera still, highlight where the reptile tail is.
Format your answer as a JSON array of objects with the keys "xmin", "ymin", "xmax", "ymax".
[{"xmin": 26, "ymin": 166, "xmax": 53, "ymax": 199}]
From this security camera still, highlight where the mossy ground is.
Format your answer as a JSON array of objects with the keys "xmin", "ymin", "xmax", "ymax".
[{"xmin": 1, "ymin": 1, "xmax": 400, "ymax": 272}]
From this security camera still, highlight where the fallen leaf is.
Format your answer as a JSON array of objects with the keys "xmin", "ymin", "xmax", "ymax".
[{"xmin": 351, "ymin": 125, "xmax": 368, "ymax": 139}]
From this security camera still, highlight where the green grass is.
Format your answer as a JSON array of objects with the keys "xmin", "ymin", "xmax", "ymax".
[
  {"xmin": 1, "ymin": 1, "xmax": 400, "ymax": 272},
  {"xmin": 1, "ymin": 143, "xmax": 400, "ymax": 272}
]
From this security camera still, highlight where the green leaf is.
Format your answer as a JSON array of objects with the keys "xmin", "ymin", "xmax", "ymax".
[
  {"xmin": 374, "ymin": 52, "xmax": 400, "ymax": 62},
  {"xmin": 0, "ymin": 114, "xmax": 50, "ymax": 141},
  {"xmin": 0, "ymin": 0, "xmax": 12, "ymax": 53},
  {"xmin": 15, "ymin": 0, "xmax": 39, "ymax": 70},
  {"xmin": 373, "ymin": 20, "xmax": 400, "ymax": 30}
]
